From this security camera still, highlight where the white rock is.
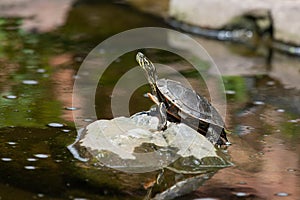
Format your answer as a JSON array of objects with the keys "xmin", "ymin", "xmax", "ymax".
[{"xmin": 169, "ymin": 0, "xmax": 300, "ymax": 45}]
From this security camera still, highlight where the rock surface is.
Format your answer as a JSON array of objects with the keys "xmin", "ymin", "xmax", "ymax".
[
  {"xmin": 0, "ymin": 0, "xmax": 74, "ymax": 32},
  {"xmin": 69, "ymin": 112, "xmax": 231, "ymax": 173},
  {"xmin": 125, "ymin": 0, "xmax": 300, "ymax": 45},
  {"xmin": 126, "ymin": 0, "xmax": 169, "ymax": 18},
  {"xmin": 169, "ymin": 0, "xmax": 300, "ymax": 45}
]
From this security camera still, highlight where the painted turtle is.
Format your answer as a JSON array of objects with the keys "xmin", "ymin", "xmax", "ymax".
[{"xmin": 136, "ymin": 52, "xmax": 230, "ymax": 145}]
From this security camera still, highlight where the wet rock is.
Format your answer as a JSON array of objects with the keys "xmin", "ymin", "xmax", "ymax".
[
  {"xmin": 67, "ymin": 112, "xmax": 231, "ymax": 199},
  {"xmin": 69, "ymin": 112, "xmax": 230, "ymax": 173},
  {"xmin": 126, "ymin": 0, "xmax": 169, "ymax": 18},
  {"xmin": 168, "ymin": 0, "xmax": 300, "ymax": 45},
  {"xmin": 0, "ymin": 0, "xmax": 74, "ymax": 32}
]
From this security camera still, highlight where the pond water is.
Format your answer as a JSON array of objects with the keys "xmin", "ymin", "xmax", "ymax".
[{"xmin": 0, "ymin": 1, "xmax": 299, "ymax": 200}]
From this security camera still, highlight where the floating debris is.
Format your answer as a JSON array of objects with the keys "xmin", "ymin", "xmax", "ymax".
[
  {"xmin": 266, "ymin": 81, "xmax": 275, "ymax": 86},
  {"xmin": 22, "ymin": 80, "xmax": 39, "ymax": 85},
  {"xmin": 47, "ymin": 123, "xmax": 64, "ymax": 128},
  {"xmin": 7, "ymin": 141, "xmax": 17, "ymax": 145},
  {"xmin": 253, "ymin": 100, "xmax": 265, "ymax": 105},
  {"xmin": 73, "ymin": 198, "xmax": 89, "ymax": 200},
  {"xmin": 65, "ymin": 107, "xmax": 79, "ymax": 111},
  {"xmin": 276, "ymin": 109, "xmax": 285, "ymax": 113},
  {"xmin": 83, "ymin": 118, "xmax": 93, "ymax": 122},
  {"xmin": 234, "ymin": 192, "xmax": 250, "ymax": 197},
  {"xmin": 225, "ymin": 90, "xmax": 236, "ymax": 95},
  {"xmin": 287, "ymin": 168, "xmax": 297, "ymax": 172},
  {"xmin": 1, "ymin": 158, "xmax": 12, "ymax": 162},
  {"xmin": 34, "ymin": 154, "xmax": 49, "ymax": 159},
  {"xmin": 288, "ymin": 119, "xmax": 299, "ymax": 123},
  {"xmin": 237, "ymin": 181, "xmax": 247, "ymax": 185},
  {"xmin": 275, "ymin": 192, "xmax": 289, "ymax": 197},
  {"xmin": 27, "ymin": 158, "xmax": 38, "ymax": 162},
  {"xmin": 36, "ymin": 68, "xmax": 46, "ymax": 73},
  {"xmin": 24, "ymin": 166, "xmax": 37, "ymax": 170},
  {"xmin": 37, "ymin": 193, "xmax": 45, "ymax": 198},
  {"xmin": 3, "ymin": 95, "xmax": 17, "ymax": 99}
]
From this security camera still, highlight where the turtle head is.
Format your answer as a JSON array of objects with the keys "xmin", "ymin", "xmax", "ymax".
[{"xmin": 136, "ymin": 52, "xmax": 158, "ymax": 94}]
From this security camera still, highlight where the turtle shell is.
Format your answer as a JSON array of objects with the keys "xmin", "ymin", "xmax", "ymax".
[{"xmin": 156, "ymin": 78, "xmax": 225, "ymax": 129}]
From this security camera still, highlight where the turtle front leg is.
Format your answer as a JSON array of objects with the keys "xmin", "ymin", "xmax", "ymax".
[
  {"xmin": 147, "ymin": 93, "xmax": 167, "ymax": 131},
  {"xmin": 157, "ymin": 102, "xmax": 167, "ymax": 131}
]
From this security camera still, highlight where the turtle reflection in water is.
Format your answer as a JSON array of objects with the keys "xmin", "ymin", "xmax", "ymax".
[{"xmin": 136, "ymin": 52, "xmax": 230, "ymax": 146}]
